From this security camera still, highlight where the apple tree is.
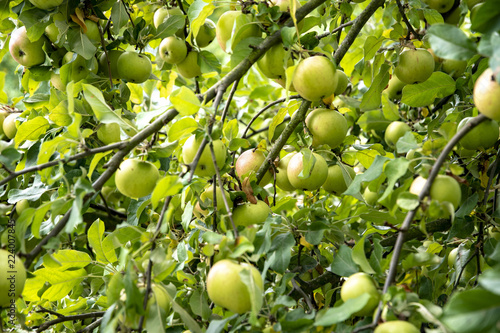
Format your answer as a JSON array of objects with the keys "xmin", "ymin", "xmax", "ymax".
[{"xmin": 1, "ymin": 0, "xmax": 500, "ymax": 332}]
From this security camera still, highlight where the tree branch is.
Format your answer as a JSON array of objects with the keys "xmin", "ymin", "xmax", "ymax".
[
  {"xmin": 33, "ymin": 311, "xmax": 105, "ymax": 333},
  {"xmin": 255, "ymin": 100, "xmax": 311, "ymax": 184},
  {"xmin": 373, "ymin": 114, "xmax": 488, "ymax": 325},
  {"xmin": 395, "ymin": 0, "xmax": 421, "ymax": 40},
  {"xmin": 333, "ymin": 0, "xmax": 386, "ymax": 65}
]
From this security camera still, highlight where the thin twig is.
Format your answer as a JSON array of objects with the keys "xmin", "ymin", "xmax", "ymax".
[
  {"xmin": 395, "ymin": 0, "xmax": 421, "ymax": 40},
  {"xmin": 316, "ymin": 20, "xmax": 355, "ymax": 40},
  {"xmin": 221, "ymin": 79, "xmax": 240, "ymax": 124},
  {"xmin": 34, "ymin": 311, "xmax": 105, "ymax": 333}
]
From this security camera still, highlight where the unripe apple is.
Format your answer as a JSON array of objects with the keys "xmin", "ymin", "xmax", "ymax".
[
  {"xmin": 3, "ymin": 113, "xmax": 19, "ymax": 139},
  {"xmin": 410, "ymin": 174, "xmax": 461, "ymax": 210},
  {"xmin": 444, "ymin": 6, "xmax": 462, "ymax": 25},
  {"xmin": 232, "ymin": 200, "xmax": 271, "ymax": 227},
  {"xmin": 158, "ymin": 36, "xmax": 187, "ymax": 64},
  {"xmin": 384, "ymin": 121, "xmax": 411, "ymax": 149},
  {"xmin": 98, "ymin": 50, "xmax": 124, "ymax": 79},
  {"xmin": 448, "ymin": 247, "xmax": 458, "ymax": 268},
  {"xmin": 275, "ymin": 153, "xmax": 296, "ymax": 191},
  {"xmin": 0, "ymin": 250, "xmax": 26, "ymax": 307},
  {"xmin": 9, "ymin": 26, "xmax": 47, "ymax": 67},
  {"xmin": 182, "ymin": 135, "xmax": 227, "ymax": 178},
  {"xmin": 384, "ymin": 75, "xmax": 406, "ymax": 100},
  {"xmin": 45, "ymin": 22, "xmax": 60, "ymax": 43},
  {"xmin": 153, "ymin": 7, "xmax": 186, "ymax": 37},
  {"xmin": 457, "ymin": 117, "xmax": 499, "ymax": 150},
  {"xmin": 322, "ymin": 164, "xmax": 355, "ymax": 195},
  {"xmin": 216, "ymin": 11, "xmax": 261, "ymax": 53},
  {"xmin": 84, "ymin": 19, "xmax": 101, "ymax": 43},
  {"xmin": 374, "ymin": 320, "xmax": 420, "ymax": 333},
  {"xmin": 50, "ymin": 72, "xmax": 65, "ymax": 91},
  {"xmin": 206, "ymin": 259, "xmax": 263, "ymax": 314},
  {"xmin": 423, "ymin": 0, "xmax": 454, "ymax": 13},
  {"xmin": 15, "ymin": 199, "xmax": 30, "ymax": 215},
  {"xmin": 442, "ymin": 59, "xmax": 467, "ymax": 79},
  {"xmin": 176, "ymin": 51, "xmax": 202, "ymax": 78},
  {"xmin": 29, "ymin": 0, "xmax": 64, "ymax": 10},
  {"xmin": 195, "ymin": 19, "xmax": 216, "ymax": 48},
  {"xmin": 292, "ymin": 56, "xmax": 338, "ymax": 101},
  {"xmin": 363, "ymin": 186, "xmax": 378, "ymax": 206},
  {"xmin": 62, "ymin": 52, "xmax": 97, "ymax": 82},
  {"xmin": 196, "ymin": 184, "xmax": 233, "ymax": 216},
  {"xmin": 0, "ymin": 110, "xmax": 8, "ymax": 137},
  {"xmin": 235, "ymin": 149, "xmax": 272, "ymax": 185},
  {"xmin": 97, "ymin": 123, "xmax": 121, "ymax": 145},
  {"xmin": 287, "ymin": 152, "xmax": 328, "ymax": 191},
  {"xmin": 305, "ymin": 108, "xmax": 348, "ymax": 149},
  {"xmin": 257, "ymin": 44, "xmax": 291, "ymax": 80},
  {"xmin": 115, "ymin": 159, "xmax": 160, "ymax": 199},
  {"xmin": 340, "ymin": 272, "xmax": 380, "ymax": 316},
  {"xmin": 394, "ymin": 49, "xmax": 435, "ymax": 84},
  {"xmin": 333, "ymin": 69, "xmax": 349, "ymax": 95},
  {"xmin": 117, "ymin": 52, "xmax": 152, "ymax": 83},
  {"xmin": 473, "ymin": 68, "xmax": 500, "ymax": 121}
]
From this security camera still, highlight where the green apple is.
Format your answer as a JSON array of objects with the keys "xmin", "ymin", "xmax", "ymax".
[
  {"xmin": 374, "ymin": 321, "xmax": 420, "ymax": 333},
  {"xmin": 158, "ymin": 36, "xmax": 187, "ymax": 64},
  {"xmin": 448, "ymin": 247, "xmax": 458, "ymax": 268},
  {"xmin": 275, "ymin": 153, "xmax": 296, "ymax": 191},
  {"xmin": 3, "ymin": 113, "xmax": 19, "ymax": 139},
  {"xmin": 384, "ymin": 121, "xmax": 411, "ymax": 149},
  {"xmin": 115, "ymin": 159, "xmax": 160, "ymax": 199},
  {"xmin": 195, "ymin": 19, "xmax": 216, "ymax": 48},
  {"xmin": 363, "ymin": 186, "xmax": 378, "ymax": 206},
  {"xmin": 287, "ymin": 152, "xmax": 328, "ymax": 191},
  {"xmin": 117, "ymin": 51, "xmax": 152, "ymax": 83},
  {"xmin": 322, "ymin": 164, "xmax": 355, "ymax": 195},
  {"xmin": 29, "ymin": 0, "xmax": 64, "ymax": 10},
  {"xmin": 270, "ymin": 0, "xmax": 301, "ymax": 12},
  {"xmin": 176, "ymin": 51, "xmax": 202, "ymax": 78},
  {"xmin": 394, "ymin": 48, "xmax": 435, "ymax": 84},
  {"xmin": 0, "ymin": 110, "xmax": 8, "ymax": 137},
  {"xmin": 62, "ymin": 52, "xmax": 97, "ymax": 82},
  {"xmin": 45, "ymin": 22, "xmax": 60, "ymax": 43},
  {"xmin": 9, "ymin": 26, "xmax": 47, "ymax": 67},
  {"xmin": 305, "ymin": 108, "xmax": 348, "ymax": 149},
  {"xmin": 98, "ymin": 50, "xmax": 124, "ymax": 79},
  {"xmin": 473, "ymin": 68, "xmax": 500, "ymax": 121},
  {"xmin": 97, "ymin": 123, "xmax": 121, "ymax": 145},
  {"xmin": 206, "ymin": 259, "xmax": 263, "ymax": 314},
  {"xmin": 232, "ymin": 200, "xmax": 271, "ymax": 227},
  {"xmin": 457, "ymin": 117, "xmax": 499, "ymax": 150},
  {"xmin": 257, "ymin": 44, "xmax": 291, "ymax": 80},
  {"xmin": 409, "ymin": 174, "xmax": 461, "ymax": 210},
  {"xmin": 444, "ymin": 5, "xmax": 462, "ymax": 25},
  {"xmin": 182, "ymin": 135, "xmax": 227, "ymax": 178},
  {"xmin": 84, "ymin": 19, "xmax": 101, "ymax": 43},
  {"xmin": 196, "ymin": 184, "xmax": 233, "ymax": 216},
  {"xmin": 467, "ymin": 0, "xmax": 484, "ymax": 9},
  {"xmin": 424, "ymin": 0, "xmax": 454, "ymax": 13},
  {"xmin": 333, "ymin": 69, "xmax": 349, "ymax": 95},
  {"xmin": 442, "ymin": 59, "xmax": 467, "ymax": 79},
  {"xmin": 153, "ymin": 7, "xmax": 186, "ymax": 36},
  {"xmin": 292, "ymin": 56, "xmax": 338, "ymax": 101},
  {"xmin": 384, "ymin": 75, "xmax": 406, "ymax": 100},
  {"xmin": 0, "ymin": 250, "xmax": 26, "ymax": 307},
  {"xmin": 340, "ymin": 272, "xmax": 380, "ymax": 316},
  {"xmin": 50, "ymin": 72, "xmax": 64, "ymax": 91},
  {"xmin": 235, "ymin": 149, "xmax": 272, "ymax": 185},
  {"xmin": 216, "ymin": 11, "xmax": 261, "ymax": 53},
  {"xmin": 16, "ymin": 199, "xmax": 30, "ymax": 215}
]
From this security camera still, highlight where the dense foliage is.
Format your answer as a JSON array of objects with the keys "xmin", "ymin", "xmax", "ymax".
[{"xmin": 1, "ymin": 0, "xmax": 500, "ymax": 332}]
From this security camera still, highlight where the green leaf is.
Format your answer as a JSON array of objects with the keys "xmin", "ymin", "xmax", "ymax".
[
  {"xmin": 43, "ymin": 250, "xmax": 92, "ymax": 270},
  {"xmin": 34, "ymin": 268, "xmax": 87, "ymax": 301},
  {"xmin": 352, "ymin": 232, "xmax": 375, "ymax": 274},
  {"xmin": 397, "ymin": 192, "xmax": 420, "ymax": 210},
  {"xmin": 344, "ymin": 155, "xmax": 390, "ymax": 200},
  {"xmin": 470, "ymin": 0, "xmax": 500, "ymax": 34},
  {"xmin": 364, "ymin": 36, "xmax": 384, "ymax": 61},
  {"xmin": 379, "ymin": 158, "xmax": 410, "ymax": 201},
  {"xmin": 14, "ymin": 116, "xmax": 49, "ymax": 148},
  {"xmin": 151, "ymin": 176, "xmax": 183, "ymax": 209},
  {"xmin": 88, "ymin": 219, "xmax": 118, "ymax": 264},
  {"xmin": 396, "ymin": 131, "xmax": 419, "ymax": 154},
  {"xmin": 187, "ymin": 0, "xmax": 215, "ymax": 40},
  {"xmin": 189, "ymin": 289, "xmax": 211, "ymax": 321},
  {"xmin": 199, "ymin": 50, "xmax": 221, "ymax": 74},
  {"xmin": 154, "ymin": 15, "xmax": 186, "ymax": 39},
  {"xmin": 314, "ymin": 294, "xmax": 371, "ymax": 326},
  {"xmin": 167, "ymin": 117, "xmax": 198, "ymax": 141},
  {"xmin": 170, "ymin": 86, "xmax": 201, "ymax": 116},
  {"xmin": 206, "ymin": 314, "xmax": 238, "ymax": 333},
  {"xmin": 442, "ymin": 289, "xmax": 500, "ymax": 333},
  {"xmin": 268, "ymin": 233, "xmax": 295, "ymax": 274},
  {"xmin": 401, "ymin": 72, "xmax": 456, "ymax": 107},
  {"xmin": 330, "ymin": 244, "xmax": 359, "ymax": 277},
  {"xmin": 360, "ymin": 63, "xmax": 390, "ymax": 111},
  {"xmin": 66, "ymin": 28, "xmax": 97, "ymax": 60},
  {"xmin": 427, "ymin": 24, "xmax": 477, "ymax": 60},
  {"xmin": 479, "ymin": 267, "xmax": 500, "ymax": 296},
  {"xmin": 111, "ymin": 1, "xmax": 129, "ymax": 35},
  {"xmin": 422, "ymin": 8, "xmax": 444, "ymax": 25}
]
